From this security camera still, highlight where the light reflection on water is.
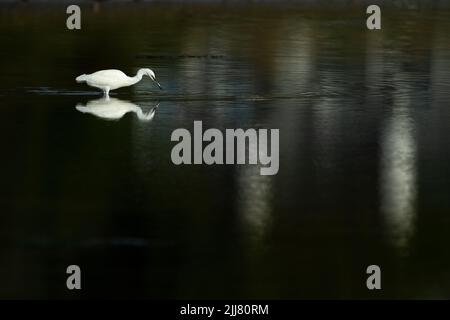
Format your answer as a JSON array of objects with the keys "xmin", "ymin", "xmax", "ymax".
[
  {"xmin": 236, "ymin": 137, "xmax": 273, "ymax": 242},
  {"xmin": 380, "ymin": 88, "xmax": 417, "ymax": 252}
]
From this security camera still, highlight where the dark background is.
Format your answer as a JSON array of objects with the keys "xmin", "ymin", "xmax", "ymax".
[{"xmin": 0, "ymin": 1, "xmax": 450, "ymax": 299}]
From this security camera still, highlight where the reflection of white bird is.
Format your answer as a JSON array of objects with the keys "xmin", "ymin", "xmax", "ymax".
[
  {"xmin": 76, "ymin": 97, "xmax": 158, "ymax": 121},
  {"xmin": 75, "ymin": 68, "xmax": 163, "ymax": 96}
]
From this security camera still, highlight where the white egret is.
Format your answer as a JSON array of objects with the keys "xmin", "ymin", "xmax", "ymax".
[
  {"xmin": 76, "ymin": 97, "xmax": 158, "ymax": 121},
  {"xmin": 76, "ymin": 68, "xmax": 163, "ymax": 96}
]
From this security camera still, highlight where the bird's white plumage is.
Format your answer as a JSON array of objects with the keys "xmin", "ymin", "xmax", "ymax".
[
  {"xmin": 76, "ymin": 68, "xmax": 162, "ymax": 96},
  {"xmin": 85, "ymin": 70, "xmax": 131, "ymax": 90}
]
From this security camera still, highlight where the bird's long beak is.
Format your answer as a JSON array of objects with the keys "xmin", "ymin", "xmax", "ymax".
[{"xmin": 154, "ymin": 79, "xmax": 163, "ymax": 90}]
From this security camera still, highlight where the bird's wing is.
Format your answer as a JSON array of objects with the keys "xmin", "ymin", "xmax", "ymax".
[{"xmin": 87, "ymin": 70, "xmax": 128, "ymax": 86}]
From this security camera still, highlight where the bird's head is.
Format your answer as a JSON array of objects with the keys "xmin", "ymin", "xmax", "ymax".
[{"xmin": 140, "ymin": 68, "xmax": 163, "ymax": 90}]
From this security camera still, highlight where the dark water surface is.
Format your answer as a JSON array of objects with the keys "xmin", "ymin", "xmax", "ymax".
[{"xmin": 1, "ymin": 3, "xmax": 450, "ymax": 299}]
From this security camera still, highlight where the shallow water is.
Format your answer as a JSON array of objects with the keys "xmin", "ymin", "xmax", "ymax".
[{"xmin": 1, "ymin": 3, "xmax": 450, "ymax": 299}]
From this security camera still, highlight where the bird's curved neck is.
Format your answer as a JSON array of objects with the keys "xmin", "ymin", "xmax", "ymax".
[{"xmin": 130, "ymin": 70, "xmax": 146, "ymax": 85}]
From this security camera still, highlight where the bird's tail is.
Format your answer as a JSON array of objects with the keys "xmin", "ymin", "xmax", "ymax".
[{"xmin": 76, "ymin": 74, "xmax": 87, "ymax": 83}]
